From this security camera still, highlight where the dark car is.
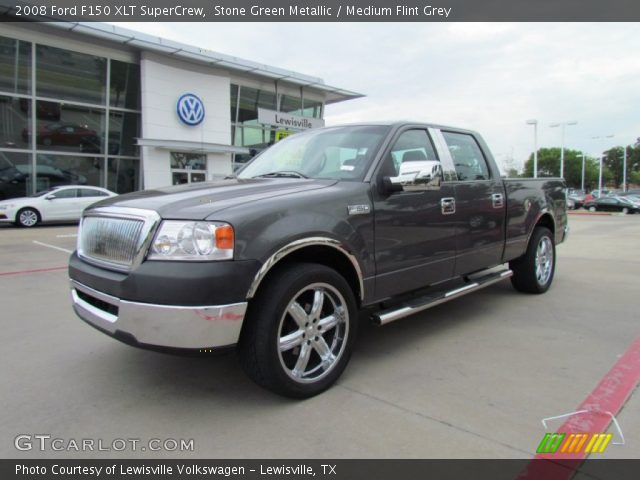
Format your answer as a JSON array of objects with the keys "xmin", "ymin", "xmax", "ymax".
[{"xmin": 583, "ymin": 196, "xmax": 640, "ymax": 214}]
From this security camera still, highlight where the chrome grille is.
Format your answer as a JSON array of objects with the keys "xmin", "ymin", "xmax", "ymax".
[{"xmin": 79, "ymin": 216, "xmax": 145, "ymax": 270}]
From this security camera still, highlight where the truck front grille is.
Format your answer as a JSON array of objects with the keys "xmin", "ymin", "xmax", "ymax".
[{"xmin": 77, "ymin": 207, "xmax": 160, "ymax": 272}]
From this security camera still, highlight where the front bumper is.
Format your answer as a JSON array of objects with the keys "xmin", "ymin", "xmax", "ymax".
[{"xmin": 71, "ymin": 280, "xmax": 247, "ymax": 350}]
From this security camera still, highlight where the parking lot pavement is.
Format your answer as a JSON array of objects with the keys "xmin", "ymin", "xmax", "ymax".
[{"xmin": 1, "ymin": 216, "xmax": 639, "ymax": 459}]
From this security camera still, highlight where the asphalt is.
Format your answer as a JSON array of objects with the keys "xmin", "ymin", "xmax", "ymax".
[{"xmin": 0, "ymin": 215, "xmax": 638, "ymax": 459}]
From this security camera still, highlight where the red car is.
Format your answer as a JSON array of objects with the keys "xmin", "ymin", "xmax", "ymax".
[{"xmin": 22, "ymin": 123, "xmax": 100, "ymax": 151}]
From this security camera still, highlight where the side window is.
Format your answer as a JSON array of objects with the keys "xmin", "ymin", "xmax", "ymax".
[
  {"xmin": 381, "ymin": 129, "xmax": 439, "ymax": 177},
  {"xmin": 52, "ymin": 188, "xmax": 77, "ymax": 199},
  {"xmin": 441, "ymin": 131, "xmax": 490, "ymax": 181},
  {"xmin": 79, "ymin": 188, "xmax": 107, "ymax": 198}
]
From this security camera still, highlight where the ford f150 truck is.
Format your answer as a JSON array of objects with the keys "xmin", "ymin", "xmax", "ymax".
[{"xmin": 69, "ymin": 122, "xmax": 568, "ymax": 398}]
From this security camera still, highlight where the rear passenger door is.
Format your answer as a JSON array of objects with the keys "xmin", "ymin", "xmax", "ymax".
[{"xmin": 438, "ymin": 130, "xmax": 506, "ymax": 275}]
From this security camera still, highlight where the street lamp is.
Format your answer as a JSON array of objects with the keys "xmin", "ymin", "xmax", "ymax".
[
  {"xmin": 550, "ymin": 121, "xmax": 577, "ymax": 179},
  {"xmin": 576, "ymin": 153, "xmax": 586, "ymax": 192},
  {"xmin": 591, "ymin": 135, "xmax": 614, "ymax": 196},
  {"xmin": 526, "ymin": 119, "xmax": 538, "ymax": 178}
]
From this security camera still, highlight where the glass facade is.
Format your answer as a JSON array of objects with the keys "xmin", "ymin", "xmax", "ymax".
[
  {"xmin": 0, "ymin": 34, "xmax": 141, "ymax": 200},
  {"xmin": 230, "ymin": 84, "xmax": 324, "ymax": 168}
]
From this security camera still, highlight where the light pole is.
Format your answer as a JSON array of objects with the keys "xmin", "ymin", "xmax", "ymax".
[
  {"xmin": 622, "ymin": 146, "xmax": 627, "ymax": 192},
  {"xmin": 526, "ymin": 120, "xmax": 538, "ymax": 178},
  {"xmin": 591, "ymin": 135, "xmax": 614, "ymax": 196},
  {"xmin": 550, "ymin": 121, "xmax": 577, "ymax": 179},
  {"xmin": 576, "ymin": 153, "xmax": 586, "ymax": 192}
]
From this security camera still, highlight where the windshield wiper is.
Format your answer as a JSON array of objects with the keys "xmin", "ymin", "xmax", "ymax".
[{"xmin": 254, "ymin": 170, "xmax": 308, "ymax": 179}]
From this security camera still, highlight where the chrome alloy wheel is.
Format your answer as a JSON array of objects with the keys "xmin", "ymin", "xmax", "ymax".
[
  {"xmin": 535, "ymin": 236, "xmax": 554, "ymax": 286},
  {"xmin": 277, "ymin": 282, "xmax": 349, "ymax": 383},
  {"xmin": 19, "ymin": 209, "xmax": 38, "ymax": 227}
]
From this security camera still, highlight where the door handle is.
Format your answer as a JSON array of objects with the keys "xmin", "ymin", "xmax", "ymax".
[
  {"xmin": 441, "ymin": 197, "xmax": 455, "ymax": 215},
  {"xmin": 492, "ymin": 193, "xmax": 504, "ymax": 208}
]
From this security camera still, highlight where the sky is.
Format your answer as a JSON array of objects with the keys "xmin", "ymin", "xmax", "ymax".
[{"xmin": 115, "ymin": 22, "xmax": 640, "ymax": 172}]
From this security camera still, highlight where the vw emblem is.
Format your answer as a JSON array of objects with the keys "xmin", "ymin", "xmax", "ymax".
[{"xmin": 176, "ymin": 93, "xmax": 205, "ymax": 126}]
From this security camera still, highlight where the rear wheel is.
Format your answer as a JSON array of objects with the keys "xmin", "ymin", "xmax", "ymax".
[
  {"xmin": 622, "ymin": 207, "xmax": 629, "ymax": 215},
  {"xmin": 16, "ymin": 207, "xmax": 40, "ymax": 227},
  {"xmin": 509, "ymin": 227, "xmax": 556, "ymax": 294},
  {"xmin": 589, "ymin": 206, "xmax": 596, "ymax": 212},
  {"xmin": 238, "ymin": 263, "xmax": 357, "ymax": 398}
]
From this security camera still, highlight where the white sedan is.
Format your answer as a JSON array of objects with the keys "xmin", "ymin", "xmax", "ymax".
[{"xmin": 0, "ymin": 186, "xmax": 116, "ymax": 227}]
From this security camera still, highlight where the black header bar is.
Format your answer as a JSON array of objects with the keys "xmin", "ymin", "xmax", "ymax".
[{"xmin": 2, "ymin": 0, "xmax": 640, "ymax": 22}]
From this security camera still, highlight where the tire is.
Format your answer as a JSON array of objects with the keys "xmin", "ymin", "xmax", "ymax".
[
  {"xmin": 509, "ymin": 227, "xmax": 556, "ymax": 294},
  {"xmin": 238, "ymin": 263, "xmax": 357, "ymax": 398},
  {"xmin": 589, "ymin": 206, "xmax": 596, "ymax": 212},
  {"xmin": 622, "ymin": 207, "xmax": 629, "ymax": 215},
  {"xmin": 16, "ymin": 207, "xmax": 40, "ymax": 227}
]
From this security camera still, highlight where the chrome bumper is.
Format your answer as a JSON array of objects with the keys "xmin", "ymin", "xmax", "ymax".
[{"xmin": 70, "ymin": 280, "xmax": 247, "ymax": 349}]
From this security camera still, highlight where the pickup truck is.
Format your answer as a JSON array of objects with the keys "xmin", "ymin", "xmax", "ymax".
[{"xmin": 69, "ymin": 122, "xmax": 568, "ymax": 398}]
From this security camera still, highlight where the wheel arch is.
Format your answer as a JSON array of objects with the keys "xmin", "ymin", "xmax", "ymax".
[
  {"xmin": 246, "ymin": 237, "xmax": 364, "ymax": 305},
  {"xmin": 16, "ymin": 205, "xmax": 42, "ymax": 224}
]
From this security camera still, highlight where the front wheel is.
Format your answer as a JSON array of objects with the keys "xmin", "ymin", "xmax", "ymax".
[
  {"xmin": 622, "ymin": 207, "xmax": 629, "ymax": 215},
  {"xmin": 509, "ymin": 227, "xmax": 556, "ymax": 294},
  {"xmin": 238, "ymin": 263, "xmax": 357, "ymax": 398},
  {"xmin": 589, "ymin": 206, "xmax": 596, "ymax": 212},
  {"xmin": 16, "ymin": 207, "xmax": 40, "ymax": 227}
]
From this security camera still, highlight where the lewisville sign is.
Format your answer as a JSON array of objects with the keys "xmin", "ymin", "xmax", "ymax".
[{"xmin": 257, "ymin": 108, "xmax": 325, "ymax": 130}]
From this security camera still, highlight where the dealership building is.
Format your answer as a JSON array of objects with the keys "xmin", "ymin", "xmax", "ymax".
[{"xmin": 0, "ymin": 22, "xmax": 362, "ymax": 199}]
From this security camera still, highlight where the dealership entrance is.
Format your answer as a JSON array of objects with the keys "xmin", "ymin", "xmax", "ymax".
[{"xmin": 170, "ymin": 152, "xmax": 207, "ymax": 185}]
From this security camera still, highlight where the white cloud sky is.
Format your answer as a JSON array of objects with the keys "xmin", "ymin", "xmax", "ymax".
[{"xmin": 116, "ymin": 22, "xmax": 640, "ymax": 171}]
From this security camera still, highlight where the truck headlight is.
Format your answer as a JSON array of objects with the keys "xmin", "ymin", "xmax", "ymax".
[{"xmin": 148, "ymin": 221, "xmax": 234, "ymax": 261}]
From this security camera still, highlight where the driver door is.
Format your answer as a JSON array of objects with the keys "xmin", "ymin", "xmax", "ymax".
[
  {"xmin": 372, "ymin": 128, "xmax": 457, "ymax": 298},
  {"xmin": 42, "ymin": 188, "xmax": 78, "ymax": 220}
]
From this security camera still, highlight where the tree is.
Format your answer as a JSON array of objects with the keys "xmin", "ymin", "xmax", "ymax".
[{"xmin": 522, "ymin": 148, "xmax": 605, "ymax": 190}]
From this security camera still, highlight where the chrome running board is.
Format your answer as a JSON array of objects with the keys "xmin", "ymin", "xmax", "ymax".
[{"xmin": 372, "ymin": 269, "xmax": 513, "ymax": 326}]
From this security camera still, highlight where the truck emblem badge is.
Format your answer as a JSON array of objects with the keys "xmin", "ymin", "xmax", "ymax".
[
  {"xmin": 347, "ymin": 204, "xmax": 371, "ymax": 215},
  {"xmin": 177, "ymin": 93, "xmax": 205, "ymax": 126}
]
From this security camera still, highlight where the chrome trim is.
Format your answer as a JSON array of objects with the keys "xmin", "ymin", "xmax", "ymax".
[
  {"xmin": 246, "ymin": 237, "xmax": 365, "ymax": 301},
  {"xmin": 71, "ymin": 280, "xmax": 247, "ymax": 349},
  {"xmin": 78, "ymin": 207, "xmax": 161, "ymax": 273},
  {"xmin": 373, "ymin": 269, "xmax": 513, "ymax": 326}
]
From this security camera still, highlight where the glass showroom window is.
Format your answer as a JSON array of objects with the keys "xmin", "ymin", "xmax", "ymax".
[
  {"xmin": 280, "ymin": 94, "xmax": 303, "ymax": 116},
  {"xmin": 36, "ymin": 45, "xmax": 106, "ymax": 105},
  {"xmin": 237, "ymin": 86, "xmax": 277, "ymax": 126},
  {"xmin": 302, "ymin": 99, "xmax": 323, "ymax": 119},
  {"xmin": 0, "ymin": 35, "xmax": 31, "ymax": 95},
  {"xmin": 109, "ymin": 111, "xmax": 140, "ymax": 157},
  {"xmin": 33, "ymin": 102, "xmax": 106, "ymax": 154},
  {"xmin": 0, "ymin": 95, "xmax": 30, "ymax": 149},
  {"xmin": 0, "ymin": 151, "xmax": 31, "ymax": 200},
  {"xmin": 110, "ymin": 60, "xmax": 140, "ymax": 110},
  {"xmin": 36, "ymin": 154, "xmax": 103, "ymax": 192},
  {"xmin": 107, "ymin": 157, "xmax": 139, "ymax": 194}
]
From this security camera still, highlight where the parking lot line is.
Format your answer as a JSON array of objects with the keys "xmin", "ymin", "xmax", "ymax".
[
  {"xmin": 32, "ymin": 240, "xmax": 73, "ymax": 254},
  {"xmin": 56, "ymin": 234, "xmax": 78, "ymax": 238},
  {"xmin": 518, "ymin": 335, "xmax": 640, "ymax": 479},
  {"xmin": 0, "ymin": 266, "xmax": 67, "ymax": 276}
]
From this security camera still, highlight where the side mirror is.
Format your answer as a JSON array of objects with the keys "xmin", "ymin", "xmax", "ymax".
[
  {"xmin": 45, "ymin": 195, "xmax": 55, "ymax": 200},
  {"xmin": 384, "ymin": 163, "xmax": 443, "ymax": 193}
]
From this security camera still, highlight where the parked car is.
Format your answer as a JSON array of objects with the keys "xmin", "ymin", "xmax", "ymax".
[
  {"xmin": 583, "ymin": 196, "xmax": 640, "ymax": 214},
  {"xmin": 22, "ymin": 123, "xmax": 100, "ymax": 151},
  {"xmin": 567, "ymin": 198, "xmax": 576, "ymax": 210},
  {"xmin": 69, "ymin": 121, "xmax": 567, "ymax": 398},
  {"xmin": 0, "ymin": 185, "xmax": 116, "ymax": 227}
]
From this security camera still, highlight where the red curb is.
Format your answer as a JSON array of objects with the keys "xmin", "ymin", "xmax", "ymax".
[
  {"xmin": 0, "ymin": 266, "xmax": 68, "ymax": 276},
  {"xmin": 517, "ymin": 336, "xmax": 640, "ymax": 479}
]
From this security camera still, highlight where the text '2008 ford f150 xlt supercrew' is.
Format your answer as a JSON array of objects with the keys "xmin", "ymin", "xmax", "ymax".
[{"xmin": 69, "ymin": 122, "xmax": 568, "ymax": 398}]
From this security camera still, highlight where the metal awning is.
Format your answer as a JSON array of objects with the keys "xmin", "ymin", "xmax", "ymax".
[{"xmin": 136, "ymin": 138, "xmax": 250, "ymax": 155}]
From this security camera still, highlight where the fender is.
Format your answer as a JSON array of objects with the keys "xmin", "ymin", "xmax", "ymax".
[{"xmin": 246, "ymin": 236, "xmax": 364, "ymax": 301}]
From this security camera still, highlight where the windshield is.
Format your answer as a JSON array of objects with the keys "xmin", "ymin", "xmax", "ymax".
[{"xmin": 236, "ymin": 125, "xmax": 390, "ymax": 181}]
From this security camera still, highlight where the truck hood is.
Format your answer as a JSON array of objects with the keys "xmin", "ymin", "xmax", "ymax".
[{"xmin": 88, "ymin": 178, "xmax": 337, "ymax": 219}]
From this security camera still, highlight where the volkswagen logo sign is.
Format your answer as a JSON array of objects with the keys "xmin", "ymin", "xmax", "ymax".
[{"xmin": 176, "ymin": 93, "xmax": 205, "ymax": 126}]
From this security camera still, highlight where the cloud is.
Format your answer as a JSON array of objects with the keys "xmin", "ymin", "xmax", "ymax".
[{"xmin": 113, "ymin": 22, "xmax": 640, "ymax": 171}]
